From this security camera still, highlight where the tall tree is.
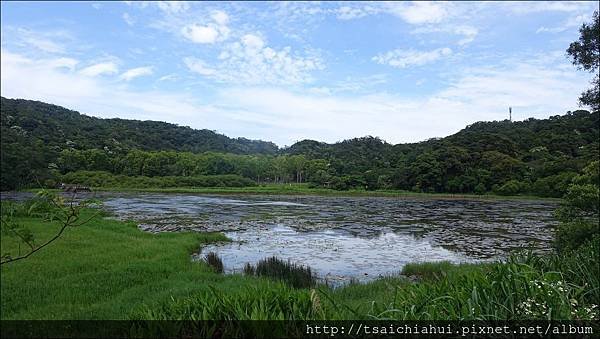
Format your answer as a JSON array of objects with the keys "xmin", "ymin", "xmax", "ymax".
[{"xmin": 567, "ymin": 11, "xmax": 599, "ymax": 111}]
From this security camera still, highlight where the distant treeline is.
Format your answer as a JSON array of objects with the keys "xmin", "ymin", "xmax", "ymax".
[
  {"xmin": 1, "ymin": 97, "xmax": 598, "ymax": 197},
  {"xmin": 60, "ymin": 171, "xmax": 256, "ymax": 189}
]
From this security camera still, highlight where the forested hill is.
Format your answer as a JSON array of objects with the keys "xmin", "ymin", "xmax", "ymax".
[
  {"xmin": 1, "ymin": 96, "xmax": 598, "ymax": 196},
  {"xmin": 0, "ymin": 97, "xmax": 278, "ymax": 155},
  {"xmin": 285, "ymin": 110, "xmax": 599, "ymax": 163},
  {"xmin": 283, "ymin": 110, "xmax": 598, "ymax": 195}
]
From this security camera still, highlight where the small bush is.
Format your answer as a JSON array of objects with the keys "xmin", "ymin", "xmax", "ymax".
[{"xmin": 203, "ymin": 251, "xmax": 223, "ymax": 273}]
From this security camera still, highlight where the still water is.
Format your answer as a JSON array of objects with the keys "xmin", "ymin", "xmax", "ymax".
[
  {"xmin": 1, "ymin": 192, "xmax": 559, "ymax": 283},
  {"xmin": 100, "ymin": 193, "xmax": 557, "ymax": 283}
]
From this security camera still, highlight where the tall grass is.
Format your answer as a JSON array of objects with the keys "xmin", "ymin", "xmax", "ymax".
[
  {"xmin": 134, "ymin": 284, "xmax": 315, "ymax": 320},
  {"xmin": 243, "ymin": 256, "xmax": 316, "ymax": 289},
  {"xmin": 203, "ymin": 252, "xmax": 224, "ymax": 273}
]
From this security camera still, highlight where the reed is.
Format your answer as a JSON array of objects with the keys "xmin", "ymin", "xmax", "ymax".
[
  {"xmin": 203, "ymin": 251, "xmax": 224, "ymax": 274},
  {"xmin": 244, "ymin": 256, "xmax": 316, "ymax": 289}
]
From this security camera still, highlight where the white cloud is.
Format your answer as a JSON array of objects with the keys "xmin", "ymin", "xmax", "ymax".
[
  {"xmin": 211, "ymin": 10, "xmax": 229, "ymax": 26},
  {"xmin": 158, "ymin": 73, "xmax": 178, "ymax": 81},
  {"xmin": 46, "ymin": 57, "xmax": 79, "ymax": 71},
  {"xmin": 453, "ymin": 26, "xmax": 479, "ymax": 45},
  {"xmin": 334, "ymin": 5, "xmax": 380, "ymax": 20},
  {"xmin": 1, "ymin": 49, "xmax": 590, "ymax": 146},
  {"xmin": 16, "ymin": 28, "xmax": 66, "ymax": 54},
  {"xmin": 184, "ymin": 34, "xmax": 323, "ymax": 85},
  {"xmin": 373, "ymin": 47, "xmax": 452, "ymax": 68},
  {"xmin": 119, "ymin": 66, "xmax": 153, "ymax": 81},
  {"xmin": 536, "ymin": 13, "xmax": 592, "ymax": 33},
  {"xmin": 1, "ymin": 51, "xmax": 100, "ymax": 101},
  {"xmin": 156, "ymin": 1, "xmax": 190, "ymax": 15},
  {"xmin": 122, "ymin": 13, "xmax": 135, "ymax": 26},
  {"xmin": 181, "ymin": 24, "xmax": 220, "ymax": 44},
  {"xmin": 1, "ymin": 49, "xmax": 225, "ymax": 128},
  {"xmin": 507, "ymin": 1, "xmax": 594, "ymax": 14},
  {"xmin": 180, "ymin": 9, "xmax": 230, "ymax": 44},
  {"xmin": 214, "ymin": 54, "xmax": 588, "ymax": 144},
  {"xmin": 79, "ymin": 62, "xmax": 119, "ymax": 77},
  {"xmin": 183, "ymin": 57, "xmax": 216, "ymax": 76},
  {"xmin": 322, "ymin": 74, "xmax": 389, "ymax": 94},
  {"xmin": 412, "ymin": 25, "xmax": 478, "ymax": 45},
  {"xmin": 326, "ymin": 2, "xmax": 456, "ymax": 24},
  {"xmin": 386, "ymin": 2, "xmax": 450, "ymax": 24}
]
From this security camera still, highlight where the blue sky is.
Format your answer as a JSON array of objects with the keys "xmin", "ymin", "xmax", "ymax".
[{"xmin": 1, "ymin": 1, "xmax": 597, "ymax": 146}]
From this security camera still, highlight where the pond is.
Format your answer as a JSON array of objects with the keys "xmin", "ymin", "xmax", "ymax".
[
  {"xmin": 99, "ymin": 193, "xmax": 558, "ymax": 284},
  {"xmin": 1, "ymin": 192, "xmax": 559, "ymax": 284}
]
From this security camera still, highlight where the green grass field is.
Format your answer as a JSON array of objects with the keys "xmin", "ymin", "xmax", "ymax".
[{"xmin": 1, "ymin": 208, "xmax": 597, "ymax": 321}]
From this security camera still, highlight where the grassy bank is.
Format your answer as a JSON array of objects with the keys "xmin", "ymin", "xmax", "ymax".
[
  {"xmin": 24, "ymin": 183, "xmax": 561, "ymax": 201},
  {"xmin": 0, "ymin": 209, "xmax": 235, "ymax": 319},
  {"xmin": 1, "ymin": 208, "xmax": 596, "ymax": 321}
]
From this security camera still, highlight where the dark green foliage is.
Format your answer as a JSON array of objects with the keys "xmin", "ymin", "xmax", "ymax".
[
  {"xmin": 245, "ymin": 256, "xmax": 316, "ymax": 289},
  {"xmin": 60, "ymin": 171, "xmax": 256, "ymax": 188},
  {"xmin": 0, "ymin": 97, "xmax": 277, "ymax": 155},
  {"xmin": 567, "ymin": 11, "xmax": 599, "ymax": 110},
  {"xmin": 203, "ymin": 252, "xmax": 224, "ymax": 274},
  {"xmin": 494, "ymin": 180, "xmax": 525, "ymax": 196},
  {"xmin": 2, "ymin": 97, "xmax": 598, "ymax": 196},
  {"xmin": 0, "ymin": 97, "xmax": 276, "ymax": 190},
  {"xmin": 284, "ymin": 111, "xmax": 598, "ymax": 195},
  {"xmin": 554, "ymin": 161, "xmax": 599, "ymax": 253},
  {"xmin": 554, "ymin": 221, "xmax": 599, "ymax": 254},
  {"xmin": 531, "ymin": 172, "xmax": 577, "ymax": 198}
]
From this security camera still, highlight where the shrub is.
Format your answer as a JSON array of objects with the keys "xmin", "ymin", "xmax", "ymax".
[
  {"xmin": 532, "ymin": 172, "xmax": 577, "ymax": 197},
  {"xmin": 554, "ymin": 220, "xmax": 599, "ymax": 253}
]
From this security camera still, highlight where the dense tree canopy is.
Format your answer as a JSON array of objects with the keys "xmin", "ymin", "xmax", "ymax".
[{"xmin": 1, "ymin": 97, "xmax": 598, "ymax": 197}]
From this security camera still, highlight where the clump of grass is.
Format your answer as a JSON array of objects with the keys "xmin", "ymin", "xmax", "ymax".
[
  {"xmin": 203, "ymin": 251, "xmax": 223, "ymax": 273},
  {"xmin": 244, "ymin": 256, "xmax": 316, "ymax": 289},
  {"xmin": 401, "ymin": 261, "xmax": 453, "ymax": 281},
  {"xmin": 243, "ymin": 262, "xmax": 255, "ymax": 276}
]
